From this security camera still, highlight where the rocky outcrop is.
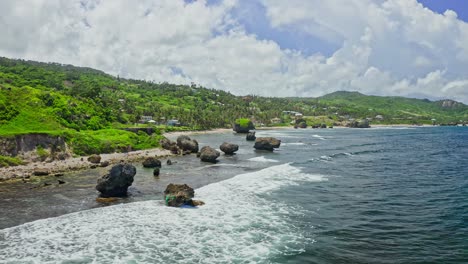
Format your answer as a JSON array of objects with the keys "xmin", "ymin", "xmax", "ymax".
[
  {"xmin": 348, "ymin": 119, "xmax": 370, "ymax": 128},
  {"xmin": 33, "ymin": 168, "xmax": 49, "ymax": 176},
  {"xmin": 164, "ymin": 183, "xmax": 203, "ymax": 207},
  {"xmin": 142, "ymin": 157, "xmax": 162, "ymax": 168},
  {"xmin": 176, "ymin": 135, "xmax": 199, "ymax": 153},
  {"xmin": 160, "ymin": 138, "xmax": 180, "ymax": 154},
  {"xmin": 0, "ymin": 133, "xmax": 71, "ymax": 163},
  {"xmin": 298, "ymin": 122, "xmax": 307, "ymax": 128},
  {"xmin": 96, "ymin": 164, "xmax": 136, "ymax": 197},
  {"xmin": 220, "ymin": 142, "xmax": 239, "ymax": 155},
  {"xmin": 87, "ymin": 154, "xmax": 101, "ymax": 164},
  {"xmin": 199, "ymin": 146, "xmax": 220, "ymax": 163},
  {"xmin": 246, "ymin": 132, "xmax": 256, "ymax": 141},
  {"xmin": 254, "ymin": 137, "xmax": 281, "ymax": 151}
]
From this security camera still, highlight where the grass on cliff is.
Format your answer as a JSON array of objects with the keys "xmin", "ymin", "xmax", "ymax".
[
  {"xmin": 0, "ymin": 155, "xmax": 24, "ymax": 168},
  {"xmin": 66, "ymin": 129, "xmax": 164, "ymax": 156}
]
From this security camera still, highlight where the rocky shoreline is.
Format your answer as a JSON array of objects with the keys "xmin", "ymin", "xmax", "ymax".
[{"xmin": 0, "ymin": 148, "xmax": 172, "ymax": 182}]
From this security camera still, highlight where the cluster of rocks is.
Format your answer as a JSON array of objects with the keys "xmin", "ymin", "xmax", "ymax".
[
  {"xmin": 160, "ymin": 135, "xmax": 199, "ymax": 155},
  {"xmin": 95, "ymin": 162, "xmax": 204, "ymax": 207},
  {"xmin": 94, "ymin": 132, "xmax": 282, "ymax": 207}
]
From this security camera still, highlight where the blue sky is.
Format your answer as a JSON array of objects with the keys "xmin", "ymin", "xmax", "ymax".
[{"xmin": 418, "ymin": 0, "xmax": 468, "ymax": 22}]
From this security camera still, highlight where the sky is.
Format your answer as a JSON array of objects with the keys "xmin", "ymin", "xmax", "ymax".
[{"xmin": 0, "ymin": 0, "xmax": 468, "ymax": 103}]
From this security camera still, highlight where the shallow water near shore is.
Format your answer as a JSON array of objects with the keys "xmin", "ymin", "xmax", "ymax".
[{"xmin": 1, "ymin": 127, "xmax": 467, "ymax": 263}]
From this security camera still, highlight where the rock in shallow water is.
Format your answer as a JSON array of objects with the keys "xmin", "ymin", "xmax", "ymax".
[
  {"xmin": 176, "ymin": 135, "xmax": 199, "ymax": 153},
  {"xmin": 199, "ymin": 146, "xmax": 220, "ymax": 163},
  {"xmin": 254, "ymin": 137, "xmax": 281, "ymax": 151},
  {"xmin": 164, "ymin": 183, "xmax": 195, "ymax": 207},
  {"xmin": 220, "ymin": 142, "xmax": 239, "ymax": 155},
  {"xmin": 96, "ymin": 164, "xmax": 136, "ymax": 197},
  {"xmin": 142, "ymin": 157, "xmax": 161, "ymax": 168},
  {"xmin": 246, "ymin": 132, "xmax": 256, "ymax": 141}
]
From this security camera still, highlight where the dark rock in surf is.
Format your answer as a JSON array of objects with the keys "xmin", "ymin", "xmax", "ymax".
[
  {"xmin": 96, "ymin": 164, "xmax": 136, "ymax": 197},
  {"xmin": 142, "ymin": 157, "xmax": 161, "ymax": 168},
  {"xmin": 153, "ymin": 168, "xmax": 160, "ymax": 177},
  {"xmin": 246, "ymin": 132, "xmax": 256, "ymax": 141},
  {"xmin": 254, "ymin": 137, "xmax": 281, "ymax": 151},
  {"xmin": 220, "ymin": 142, "xmax": 239, "ymax": 155},
  {"xmin": 199, "ymin": 146, "xmax": 220, "ymax": 163},
  {"xmin": 164, "ymin": 183, "xmax": 195, "ymax": 207},
  {"xmin": 176, "ymin": 135, "xmax": 199, "ymax": 153}
]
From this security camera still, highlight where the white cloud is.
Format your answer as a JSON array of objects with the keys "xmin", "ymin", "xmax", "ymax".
[{"xmin": 0, "ymin": 0, "xmax": 467, "ymax": 103}]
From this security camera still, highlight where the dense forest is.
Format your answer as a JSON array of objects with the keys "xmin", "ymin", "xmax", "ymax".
[{"xmin": 0, "ymin": 56, "xmax": 467, "ymax": 156}]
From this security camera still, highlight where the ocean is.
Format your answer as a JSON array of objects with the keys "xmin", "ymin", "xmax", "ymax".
[{"xmin": 0, "ymin": 127, "xmax": 467, "ymax": 263}]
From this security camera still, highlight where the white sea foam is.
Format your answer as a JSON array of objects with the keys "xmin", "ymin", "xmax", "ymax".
[
  {"xmin": 282, "ymin": 142, "xmax": 306, "ymax": 146},
  {"xmin": 312, "ymin": 135, "xmax": 326, "ymax": 140},
  {"xmin": 248, "ymin": 156, "xmax": 280, "ymax": 163},
  {"xmin": 0, "ymin": 164, "xmax": 325, "ymax": 263}
]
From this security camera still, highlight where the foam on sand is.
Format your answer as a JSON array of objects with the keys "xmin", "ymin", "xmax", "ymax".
[{"xmin": 0, "ymin": 164, "xmax": 326, "ymax": 263}]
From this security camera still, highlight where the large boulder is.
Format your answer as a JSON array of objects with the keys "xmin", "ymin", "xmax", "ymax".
[
  {"xmin": 199, "ymin": 146, "xmax": 220, "ymax": 163},
  {"xmin": 164, "ymin": 183, "xmax": 195, "ymax": 207},
  {"xmin": 176, "ymin": 135, "xmax": 199, "ymax": 153},
  {"xmin": 142, "ymin": 157, "xmax": 162, "ymax": 168},
  {"xmin": 349, "ymin": 119, "xmax": 370, "ymax": 128},
  {"xmin": 254, "ymin": 137, "xmax": 281, "ymax": 151},
  {"xmin": 96, "ymin": 164, "xmax": 136, "ymax": 197},
  {"xmin": 246, "ymin": 132, "xmax": 256, "ymax": 141},
  {"xmin": 160, "ymin": 138, "xmax": 180, "ymax": 154},
  {"xmin": 87, "ymin": 154, "xmax": 101, "ymax": 164},
  {"xmin": 219, "ymin": 142, "xmax": 239, "ymax": 155}
]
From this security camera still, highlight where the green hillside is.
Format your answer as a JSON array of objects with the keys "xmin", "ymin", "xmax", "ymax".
[{"xmin": 0, "ymin": 57, "xmax": 466, "ymax": 157}]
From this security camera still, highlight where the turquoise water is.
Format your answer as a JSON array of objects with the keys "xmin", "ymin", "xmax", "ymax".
[{"xmin": 0, "ymin": 127, "xmax": 467, "ymax": 263}]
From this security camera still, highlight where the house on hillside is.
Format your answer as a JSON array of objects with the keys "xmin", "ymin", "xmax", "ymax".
[
  {"xmin": 167, "ymin": 119, "xmax": 181, "ymax": 126},
  {"xmin": 271, "ymin": 117, "xmax": 282, "ymax": 124},
  {"xmin": 375, "ymin": 115, "xmax": 384, "ymax": 121},
  {"xmin": 140, "ymin": 116, "xmax": 153, "ymax": 123}
]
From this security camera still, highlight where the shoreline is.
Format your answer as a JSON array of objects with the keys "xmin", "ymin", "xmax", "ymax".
[{"xmin": 0, "ymin": 124, "xmax": 435, "ymax": 182}]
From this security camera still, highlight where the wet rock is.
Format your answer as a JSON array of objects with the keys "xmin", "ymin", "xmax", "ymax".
[
  {"xmin": 57, "ymin": 179, "xmax": 66, "ymax": 184},
  {"xmin": 190, "ymin": 200, "xmax": 205, "ymax": 206},
  {"xmin": 153, "ymin": 168, "xmax": 160, "ymax": 177},
  {"xmin": 166, "ymin": 159, "xmax": 172, "ymax": 165},
  {"xmin": 142, "ymin": 157, "xmax": 161, "ymax": 168},
  {"xmin": 53, "ymin": 173, "xmax": 64, "ymax": 177},
  {"xmin": 90, "ymin": 164, "xmax": 98, "ymax": 169},
  {"xmin": 96, "ymin": 197, "xmax": 118, "ymax": 203},
  {"xmin": 246, "ymin": 132, "xmax": 256, "ymax": 141},
  {"xmin": 176, "ymin": 135, "xmax": 199, "ymax": 153},
  {"xmin": 199, "ymin": 146, "xmax": 220, "ymax": 163},
  {"xmin": 160, "ymin": 138, "xmax": 180, "ymax": 154},
  {"xmin": 164, "ymin": 183, "xmax": 195, "ymax": 207},
  {"xmin": 220, "ymin": 142, "xmax": 239, "ymax": 155},
  {"xmin": 33, "ymin": 168, "xmax": 49, "ymax": 176},
  {"xmin": 87, "ymin": 154, "xmax": 101, "ymax": 164},
  {"xmin": 96, "ymin": 164, "xmax": 136, "ymax": 197},
  {"xmin": 254, "ymin": 137, "xmax": 281, "ymax": 151},
  {"xmin": 100, "ymin": 161, "xmax": 110, "ymax": 167}
]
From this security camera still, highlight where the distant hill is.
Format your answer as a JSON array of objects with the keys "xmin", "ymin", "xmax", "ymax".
[{"xmin": 0, "ymin": 56, "xmax": 466, "ymax": 157}]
